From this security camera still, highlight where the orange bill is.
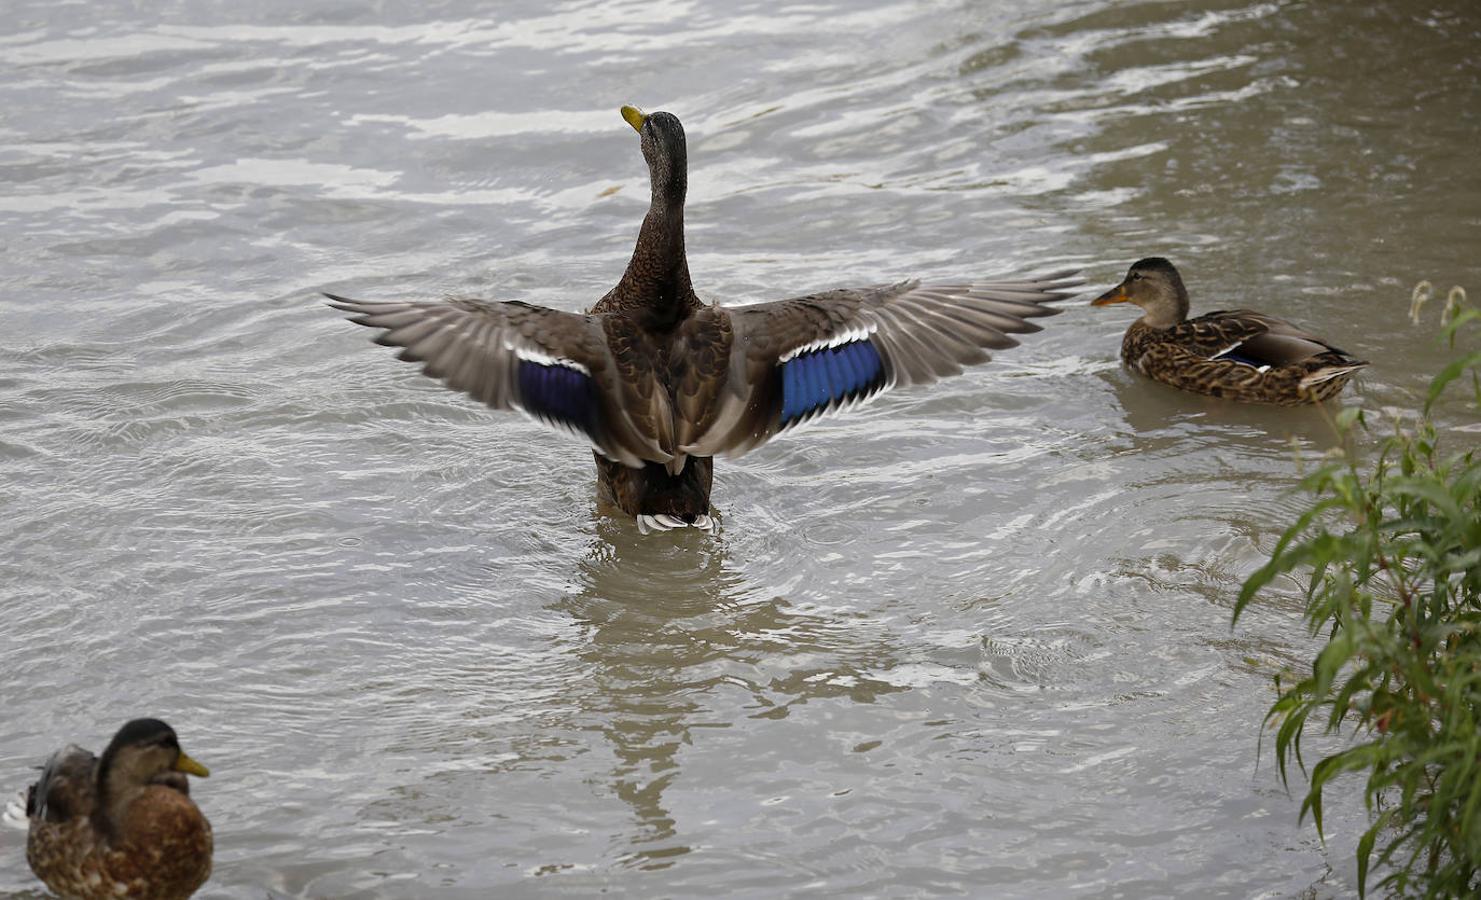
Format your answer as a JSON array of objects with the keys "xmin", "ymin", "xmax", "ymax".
[{"xmin": 1090, "ymin": 284, "xmax": 1131, "ymax": 306}]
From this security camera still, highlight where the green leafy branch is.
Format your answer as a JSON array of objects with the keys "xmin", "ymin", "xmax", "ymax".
[{"xmin": 1234, "ymin": 285, "xmax": 1479, "ymax": 898}]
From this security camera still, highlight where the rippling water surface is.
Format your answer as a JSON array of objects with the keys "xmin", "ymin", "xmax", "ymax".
[{"xmin": 2, "ymin": 1, "xmax": 1478, "ymax": 897}]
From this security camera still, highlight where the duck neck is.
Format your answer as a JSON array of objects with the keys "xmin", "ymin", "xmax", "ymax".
[
  {"xmin": 617, "ymin": 199, "xmax": 695, "ymax": 326},
  {"xmin": 1138, "ymin": 308, "xmax": 1185, "ymax": 329},
  {"xmin": 1141, "ymin": 274, "xmax": 1190, "ymax": 328},
  {"xmin": 92, "ymin": 769, "xmax": 139, "ymax": 841}
]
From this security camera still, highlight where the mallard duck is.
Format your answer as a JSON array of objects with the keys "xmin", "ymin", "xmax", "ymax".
[
  {"xmin": 328, "ymin": 106, "xmax": 1079, "ymax": 533},
  {"xmin": 18, "ymin": 718, "xmax": 212, "ymax": 900},
  {"xmin": 1091, "ymin": 257, "xmax": 1367, "ymax": 405}
]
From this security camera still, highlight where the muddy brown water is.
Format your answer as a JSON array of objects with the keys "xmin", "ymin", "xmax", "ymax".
[{"xmin": 2, "ymin": 1, "xmax": 1478, "ymax": 897}]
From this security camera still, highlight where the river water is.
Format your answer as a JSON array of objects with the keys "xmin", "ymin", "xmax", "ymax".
[{"xmin": 2, "ymin": 1, "xmax": 1478, "ymax": 897}]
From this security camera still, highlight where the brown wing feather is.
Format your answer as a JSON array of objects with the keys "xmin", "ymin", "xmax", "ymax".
[
  {"xmin": 599, "ymin": 315, "xmax": 681, "ymax": 471},
  {"xmin": 28, "ymin": 745, "xmax": 97, "ymax": 824},
  {"xmin": 672, "ymin": 308, "xmax": 734, "ymax": 450},
  {"xmin": 1134, "ymin": 341, "xmax": 1269, "ymax": 392},
  {"xmin": 1165, "ymin": 311, "xmax": 1273, "ymax": 358},
  {"xmin": 1127, "ymin": 310, "xmax": 1367, "ymax": 405},
  {"xmin": 1178, "ymin": 307, "xmax": 1362, "ymax": 367},
  {"xmin": 327, "ymin": 293, "xmax": 673, "ymax": 468},
  {"xmin": 680, "ymin": 270, "xmax": 1080, "ymax": 457}
]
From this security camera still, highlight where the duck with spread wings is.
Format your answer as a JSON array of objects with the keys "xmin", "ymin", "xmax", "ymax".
[{"xmin": 329, "ymin": 106, "xmax": 1079, "ymax": 534}]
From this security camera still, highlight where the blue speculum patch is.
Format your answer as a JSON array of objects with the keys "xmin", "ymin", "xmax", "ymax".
[
  {"xmin": 1213, "ymin": 347, "xmax": 1267, "ymax": 368},
  {"xmin": 518, "ymin": 360, "xmax": 595, "ymax": 433},
  {"xmin": 780, "ymin": 339, "xmax": 885, "ymax": 425}
]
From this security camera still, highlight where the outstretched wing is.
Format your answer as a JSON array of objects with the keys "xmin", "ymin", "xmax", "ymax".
[
  {"xmin": 679, "ymin": 270, "xmax": 1080, "ymax": 457},
  {"xmin": 327, "ymin": 294, "xmax": 674, "ymax": 468}
]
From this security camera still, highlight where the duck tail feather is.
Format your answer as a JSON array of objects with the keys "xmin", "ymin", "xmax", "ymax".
[
  {"xmin": 636, "ymin": 513, "xmax": 718, "ymax": 536},
  {"xmin": 1300, "ymin": 363, "xmax": 1368, "ymax": 389},
  {"xmin": 2, "ymin": 791, "xmax": 28, "ymax": 830}
]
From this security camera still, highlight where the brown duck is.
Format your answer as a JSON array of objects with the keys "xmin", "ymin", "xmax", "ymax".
[
  {"xmin": 329, "ymin": 106, "xmax": 1079, "ymax": 533},
  {"xmin": 1092, "ymin": 257, "xmax": 1367, "ymax": 405},
  {"xmin": 16, "ymin": 718, "xmax": 212, "ymax": 900}
]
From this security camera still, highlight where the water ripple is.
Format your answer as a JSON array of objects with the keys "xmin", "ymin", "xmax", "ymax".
[{"xmin": 3, "ymin": 0, "xmax": 1477, "ymax": 897}]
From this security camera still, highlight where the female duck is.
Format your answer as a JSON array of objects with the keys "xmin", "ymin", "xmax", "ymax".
[
  {"xmin": 330, "ymin": 107, "xmax": 1078, "ymax": 533},
  {"xmin": 18, "ymin": 718, "xmax": 212, "ymax": 900},
  {"xmin": 1092, "ymin": 257, "xmax": 1367, "ymax": 404}
]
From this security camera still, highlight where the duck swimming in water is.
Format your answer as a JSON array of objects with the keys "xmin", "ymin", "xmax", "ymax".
[
  {"xmin": 1091, "ymin": 257, "xmax": 1367, "ymax": 405},
  {"xmin": 329, "ymin": 106, "xmax": 1078, "ymax": 533},
  {"xmin": 13, "ymin": 718, "xmax": 212, "ymax": 900}
]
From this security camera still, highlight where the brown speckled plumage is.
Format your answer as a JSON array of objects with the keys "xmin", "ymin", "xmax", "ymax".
[
  {"xmin": 1093, "ymin": 258, "xmax": 1367, "ymax": 405},
  {"xmin": 329, "ymin": 107, "xmax": 1079, "ymax": 532},
  {"xmin": 23, "ymin": 719, "xmax": 212, "ymax": 900}
]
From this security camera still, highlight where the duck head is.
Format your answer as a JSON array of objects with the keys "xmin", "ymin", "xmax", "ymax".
[
  {"xmin": 622, "ymin": 105, "xmax": 687, "ymax": 208},
  {"xmin": 1091, "ymin": 257, "xmax": 1190, "ymax": 328},
  {"xmin": 95, "ymin": 718, "xmax": 208, "ymax": 834}
]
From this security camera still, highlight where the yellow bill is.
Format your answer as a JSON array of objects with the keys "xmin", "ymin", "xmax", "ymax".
[
  {"xmin": 173, "ymin": 752, "xmax": 210, "ymax": 778},
  {"xmin": 620, "ymin": 105, "xmax": 647, "ymax": 133},
  {"xmin": 1091, "ymin": 285, "xmax": 1131, "ymax": 306}
]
